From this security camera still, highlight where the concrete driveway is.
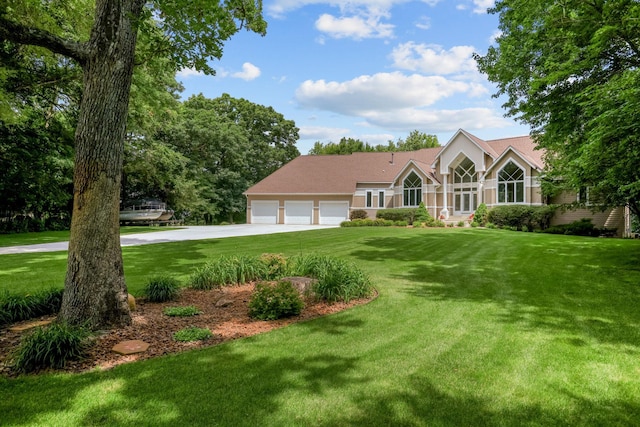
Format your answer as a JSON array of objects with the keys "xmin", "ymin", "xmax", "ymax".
[{"xmin": 0, "ymin": 224, "xmax": 337, "ymax": 255}]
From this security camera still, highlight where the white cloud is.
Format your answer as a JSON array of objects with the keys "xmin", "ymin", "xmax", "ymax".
[
  {"xmin": 472, "ymin": 0, "xmax": 494, "ymax": 14},
  {"xmin": 268, "ymin": 1, "xmax": 442, "ymax": 40},
  {"xmin": 299, "ymin": 125, "xmax": 352, "ymax": 141},
  {"xmin": 415, "ymin": 16, "xmax": 431, "ymax": 30},
  {"xmin": 390, "ymin": 42, "xmax": 477, "ymax": 75},
  {"xmin": 176, "ymin": 67, "xmax": 204, "ymax": 78},
  {"xmin": 315, "ymin": 13, "xmax": 394, "ymax": 39},
  {"xmin": 489, "ymin": 29, "xmax": 502, "ymax": 44},
  {"xmin": 295, "ymin": 72, "xmax": 485, "ymax": 115},
  {"xmin": 362, "ymin": 108, "xmax": 510, "ymax": 132},
  {"xmin": 232, "ymin": 63, "xmax": 261, "ymax": 81}
]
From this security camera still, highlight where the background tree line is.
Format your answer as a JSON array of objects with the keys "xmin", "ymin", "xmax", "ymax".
[
  {"xmin": 309, "ymin": 130, "xmax": 440, "ymax": 155},
  {"xmin": 0, "ymin": 44, "xmax": 299, "ymax": 230}
]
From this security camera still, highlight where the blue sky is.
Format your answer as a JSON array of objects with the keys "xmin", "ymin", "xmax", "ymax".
[{"xmin": 177, "ymin": 0, "xmax": 529, "ymax": 154}]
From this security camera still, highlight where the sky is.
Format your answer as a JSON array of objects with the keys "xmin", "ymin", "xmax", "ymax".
[{"xmin": 177, "ymin": 0, "xmax": 530, "ymax": 155}]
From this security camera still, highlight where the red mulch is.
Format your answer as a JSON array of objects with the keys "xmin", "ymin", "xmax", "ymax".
[{"xmin": 0, "ymin": 284, "xmax": 375, "ymax": 377}]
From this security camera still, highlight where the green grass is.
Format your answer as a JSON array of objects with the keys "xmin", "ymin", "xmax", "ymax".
[
  {"xmin": 1, "ymin": 228, "xmax": 640, "ymax": 426},
  {"xmin": 0, "ymin": 226, "xmax": 182, "ymax": 248}
]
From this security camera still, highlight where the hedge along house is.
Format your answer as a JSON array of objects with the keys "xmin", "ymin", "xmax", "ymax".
[{"xmin": 244, "ymin": 129, "xmax": 630, "ymax": 234}]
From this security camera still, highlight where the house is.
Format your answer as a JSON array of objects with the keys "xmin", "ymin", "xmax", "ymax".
[{"xmin": 244, "ymin": 129, "xmax": 628, "ymax": 233}]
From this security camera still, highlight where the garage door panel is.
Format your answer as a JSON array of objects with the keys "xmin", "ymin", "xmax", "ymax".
[
  {"xmin": 285, "ymin": 201, "xmax": 312, "ymax": 224},
  {"xmin": 319, "ymin": 202, "xmax": 349, "ymax": 225},
  {"xmin": 251, "ymin": 201, "xmax": 278, "ymax": 224}
]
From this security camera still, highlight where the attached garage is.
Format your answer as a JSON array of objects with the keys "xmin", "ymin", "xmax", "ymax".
[
  {"xmin": 251, "ymin": 201, "xmax": 278, "ymax": 224},
  {"xmin": 284, "ymin": 201, "xmax": 313, "ymax": 225},
  {"xmin": 319, "ymin": 201, "xmax": 349, "ymax": 225}
]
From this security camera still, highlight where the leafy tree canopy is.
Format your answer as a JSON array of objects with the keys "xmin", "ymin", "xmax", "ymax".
[
  {"xmin": 475, "ymin": 0, "xmax": 640, "ymax": 217},
  {"xmin": 309, "ymin": 131, "xmax": 439, "ymax": 155}
]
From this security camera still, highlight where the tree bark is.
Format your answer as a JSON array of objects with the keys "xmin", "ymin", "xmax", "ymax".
[{"xmin": 59, "ymin": 0, "xmax": 144, "ymax": 329}]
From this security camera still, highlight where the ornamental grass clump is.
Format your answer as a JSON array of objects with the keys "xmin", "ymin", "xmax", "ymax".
[
  {"xmin": 0, "ymin": 288, "xmax": 63, "ymax": 326},
  {"xmin": 144, "ymin": 276, "xmax": 181, "ymax": 302},
  {"xmin": 248, "ymin": 281, "xmax": 304, "ymax": 320},
  {"xmin": 189, "ymin": 255, "xmax": 268, "ymax": 289},
  {"xmin": 11, "ymin": 323, "xmax": 92, "ymax": 373},
  {"xmin": 288, "ymin": 255, "xmax": 373, "ymax": 303}
]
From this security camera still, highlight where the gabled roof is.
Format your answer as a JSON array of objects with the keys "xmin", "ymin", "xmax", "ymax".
[
  {"xmin": 485, "ymin": 135, "xmax": 544, "ymax": 170},
  {"xmin": 244, "ymin": 130, "xmax": 544, "ymax": 196},
  {"xmin": 245, "ymin": 148, "xmax": 441, "ymax": 195}
]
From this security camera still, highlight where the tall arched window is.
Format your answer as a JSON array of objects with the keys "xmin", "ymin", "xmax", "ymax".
[
  {"xmin": 498, "ymin": 161, "xmax": 525, "ymax": 203},
  {"xmin": 403, "ymin": 171, "xmax": 422, "ymax": 207},
  {"xmin": 454, "ymin": 158, "xmax": 476, "ymax": 184}
]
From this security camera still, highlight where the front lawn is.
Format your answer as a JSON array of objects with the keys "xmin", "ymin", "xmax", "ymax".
[{"xmin": 1, "ymin": 228, "xmax": 639, "ymax": 425}]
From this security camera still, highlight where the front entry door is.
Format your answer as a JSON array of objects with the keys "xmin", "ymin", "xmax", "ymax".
[{"xmin": 455, "ymin": 191, "xmax": 477, "ymax": 214}]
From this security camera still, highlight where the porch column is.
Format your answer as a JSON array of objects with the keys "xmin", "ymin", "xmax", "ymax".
[{"xmin": 440, "ymin": 174, "xmax": 449, "ymax": 219}]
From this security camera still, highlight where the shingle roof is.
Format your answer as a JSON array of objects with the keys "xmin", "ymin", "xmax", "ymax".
[
  {"xmin": 485, "ymin": 135, "xmax": 544, "ymax": 169},
  {"xmin": 245, "ymin": 148, "xmax": 442, "ymax": 194},
  {"xmin": 244, "ymin": 131, "xmax": 544, "ymax": 195}
]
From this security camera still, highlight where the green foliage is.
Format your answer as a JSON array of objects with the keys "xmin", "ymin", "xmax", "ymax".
[
  {"xmin": 188, "ymin": 255, "xmax": 268, "ymax": 289},
  {"xmin": 350, "ymin": 209, "xmax": 368, "ymax": 220},
  {"xmin": 340, "ymin": 219, "xmax": 394, "ymax": 227},
  {"xmin": 172, "ymin": 327, "xmax": 213, "ymax": 342},
  {"xmin": 414, "ymin": 202, "xmax": 433, "ymax": 225},
  {"xmin": 144, "ymin": 276, "xmax": 181, "ymax": 302},
  {"xmin": 542, "ymin": 219, "xmax": 601, "ymax": 237},
  {"xmin": 287, "ymin": 255, "xmax": 373, "ymax": 303},
  {"xmin": 476, "ymin": 0, "xmax": 640, "ymax": 219},
  {"xmin": 248, "ymin": 281, "xmax": 304, "ymax": 320},
  {"xmin": 258, "ymin": 253, "xmax": 288, "ymax": 280},
  {"xmin": 474, "ymin": 203, "xmax": 489, "ymax": 226},
  {"xmin": 487, "ymin": 205, "xmax": 557, "ymax": 231},
  {"xmin": 309, "ymin": 131, "xmax": 439, "ymax": 154},
  {"xmin": 163, "ymin": 306, "xmax": 202, "ymax": 317},
  {"xmin": 0, "ymin": 288, "xmax": 63, "ymax": 326},
  {"xmin": 11, "ymin": 323, "xmax": 92, "ymax": 373},
  {"xmin": 376, "ymin": 208, "xmax": 418, "ymax": 224}
]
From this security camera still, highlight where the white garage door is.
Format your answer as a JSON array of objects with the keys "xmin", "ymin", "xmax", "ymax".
[
  {"xmin": 251, "ymin": 201, "xmax": 278, "ymax": 224},
  {"xmin": 284, "ymin": 201, "xmax": 313, "ymax": 224},
  {"xmin": 319, "ymin": 202, "xmax": 349, "ymax": 225}
]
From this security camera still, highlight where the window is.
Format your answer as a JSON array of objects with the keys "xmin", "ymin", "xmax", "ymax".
[
  {"xmin": 403, "ymin": 172, "xmax": 422, "ymax": 207},
  {"xmin": 366, "ymin": 191, "xmax": 373, "ymax": 208},
  {"xmin": 454, "ymin": 158, "xmax": 476, "ymax": 184},
  {"xmin": 497, "ymin": 161, "xmax": 525, "ymax": 203},
  {"xmin": 578, "ymin": 186, "xmax": 591, "ymax": 205},
  {"xmin": 378, "ymin": 191, "xmax": 385, "ymax": 208}
]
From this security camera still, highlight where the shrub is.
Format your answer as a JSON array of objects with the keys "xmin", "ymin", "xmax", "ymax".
[
  {"xmin": 487, "ymin": 205, "xmax": 558, "ymax": 231},
  {"xmin": 11, "ymin": 323, "xmax": 92, "ymax": 373},
  {"xmin": 340, "ymin": 219, "xmax": 394, "ymax": 227},
  {"xmin": 144, "ymin": 276, "xmax": 181, "ymax": 302},
  {"xmin": 474, "ymin": 203, "xmax": 489, "ymax": 226},
  {"xmin": 248, "ymin": 281, "xmax": 304, "ymax": 320},
  {"xmin": 288, "ymin": 255, "xmax": 373, "ymax": 303},
  {"xmin": 0, "ymin": 288, "xmax": 64, "ymax": 326},
  {"xmin": 349, "ymin": 209, "xmax": 368, "ymax": 220},
  {"xmin": 414, "ymin": 202, "xmax": 433, "ymax": 224},
  {"xmin": 394, "ymin": 220, "xmax": 408, "ymax": 227},
  {"xmin": 173, "ymin": 327, "xmax": 213, "ymax": 342},
  {"xmin": 457, "ymin": 221, "xmax": 465, "ymax": 227},
  {"xmin": 376, "ymin": 208, "xmax": 418, "ymax": 224},
  {"xmin": 259, "ymin": 253, "xmax": 288, "ymax": 280},
  {"xmin": 542, "ymin": 218, "xmax": 598, "ymax": 236},
  {"xmin": 189, "ymin": 255, "xmax": 268, "ymax": 289},
  {"xmin": 163, "ymin": 306, "xmax": 202, "ymax": 317}
]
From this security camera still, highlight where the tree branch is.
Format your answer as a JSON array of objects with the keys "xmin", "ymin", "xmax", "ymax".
[{"xmin": 0, "ymin": 17, "xmax": 90, "ymax": 65}]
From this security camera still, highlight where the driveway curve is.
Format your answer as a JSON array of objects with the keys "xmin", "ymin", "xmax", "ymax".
[{"xmin": 0, "ymin": 225, "xmax": 337, "ymax": 255}]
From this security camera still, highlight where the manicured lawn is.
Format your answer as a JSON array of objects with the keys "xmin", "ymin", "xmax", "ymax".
[
  {"xmin": 0, "ymin": 226, "xmax": 181, "ymax": 248},
  {"xmin": 1, "ymin": 228, "xmax": 639, "ymax": 426}
]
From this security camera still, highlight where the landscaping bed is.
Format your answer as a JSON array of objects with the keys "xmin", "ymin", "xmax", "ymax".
[{"xmin": 0, "ymin": 284, "xmax": 375, "ymax": 376}]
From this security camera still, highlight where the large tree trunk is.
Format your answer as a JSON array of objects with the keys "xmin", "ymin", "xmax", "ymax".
[{"xmin": 59, "ymin": 0, "xmax": 144, "ymax": 329}]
